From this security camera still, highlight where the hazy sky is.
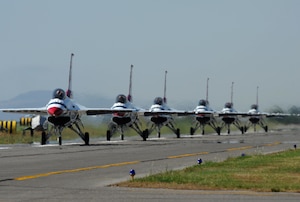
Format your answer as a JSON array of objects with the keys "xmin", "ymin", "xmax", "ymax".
[{"xmin": 1, "ymin": 0, "xmax": 300, "ymax": 112}]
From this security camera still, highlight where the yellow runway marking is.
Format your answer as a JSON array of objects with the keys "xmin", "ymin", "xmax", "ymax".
[
  {"xmin": 15, "ymin": 161, "xmax": 139, "ymax": 181},
  {"xmin": 14, "ymin": 141, "xmax": 282, "ymax": 181},
  {"xmin": 263, "ymin": 141, "xmax": 281, "ymax": 147},
  {"xmin": 226, "ymin": 146, "xmax": 254, "ymax": 151},
  {"xmin": 168, "ymin": 152, "xmax": 209, "ymax": 159}
]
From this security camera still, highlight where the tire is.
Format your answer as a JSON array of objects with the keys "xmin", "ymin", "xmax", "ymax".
[
  {"xmin": 41, "ymin": 132, "xmax": 47, "ymax": 145},
  {"xmin": 264, "ymin": 126, "xmax": 268, "ymax": 132},
  {"xmin": 106, "ymin": 130, "xmax": 111, "ymax": 141},
  {"xmin": 190, "ymin": 127, "xmax": 194, "ymax": 135},
  {"xmin": 58, "ymin": 137, "xmax": 62, "ymax": 145},
  {"xmin": 142, "ymin": 129, "xmax": 148, "ymax": 141},
  {"xmin": 176, "ymin": 128, "xmax": 180, "ymax": 138},
  {"xmin": 84, "ymin": 132, "xmax": 89, "ymax": 145},
  {"xmin": 217, "ymin": 127, "xmax": 221, "ymax": 135}
]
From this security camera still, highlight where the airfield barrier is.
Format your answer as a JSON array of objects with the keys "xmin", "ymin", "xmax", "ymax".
[
  {"xmin": 0, "ymin": 120, "xmax": 17, "ymax": 134},
  {"xmin": 20, "ymin": 117, "xmax": 32, "ymax": 126}
]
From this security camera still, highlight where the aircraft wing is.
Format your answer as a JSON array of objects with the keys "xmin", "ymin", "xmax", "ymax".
[
  {"xmin": 144, "ymin": 110, "xmax": 191, "ymax": 116},
  {"xmin": 1, "ymin": 107, "xmax": 48, "ymax": 115},
  {"xmin": 239, "ymin": 112, "xmax": 292, "ymax": 118},
  {"xmin": 265, "ymin": 113, "xmax": 292, "ymax": 117},
  {"xmin": 85, "ymin": 108, "xmax": 137, "ymax": 115},
  {"xmin": 218, "ymin": 112, "xmax": 249, "ymax": 117},
  {"xmin": 1, "ymin": 107, "xmax": 136, "ymax": 116}
]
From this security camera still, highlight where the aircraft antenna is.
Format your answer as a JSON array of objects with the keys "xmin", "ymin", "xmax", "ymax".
[
  {"xmin": 67, "ymin": 53, "xmax": 74, "ymax": 98},
  {"xmin": 206, "ymin": 78, "xmax": 209, "ymax": 103},
  {"xmin": 231, "ymin": 81, "xmax": 234, "ymax": 106},
  {"xmin": 163, "ymin": 70, "xmax": 167, "ymax": 104},
  {"xmin": 127, "ymin": 64, "xmax": 133, "ymax": 102}
]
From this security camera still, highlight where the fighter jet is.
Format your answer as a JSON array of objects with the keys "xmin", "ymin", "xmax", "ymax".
[
  {"xmin": 105, "ymin": 65, "xmax": 147, "ymax": 141},
  {"xmin": 144, "ymin": 71, "xmax": 187, "ymax": 138},
  {"xmin": 190, "ymin": 78, "xmax": 221, "ymax": 135},
  {"xmin": 1, "ymin": 53, "xmax": 133, "ymax": 145},
  {"xmin": 218, "ymin": 82, "xmax": 245, "ymax": 134}
]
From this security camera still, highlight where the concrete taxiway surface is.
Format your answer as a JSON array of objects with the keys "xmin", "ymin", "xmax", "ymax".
[{"xmin": 1, "ymin": 127, "xmax": 300, "ymax": 202}]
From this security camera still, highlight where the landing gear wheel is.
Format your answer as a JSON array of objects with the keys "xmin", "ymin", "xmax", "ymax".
[
  {"xmin": 106, "ymin": 130, "xmax": 111, "ymax": 141},
  {"xmin": 121, "ymin": 134, "xmax": 124, "ymax": 140},
  {"xmin": 157, "ymin": 132, "xmax": 161, "ymax": 138},
  {"xmin": 217, "ymin": 127, "xmax": 221, "ymax": 135},
  {"xmin": 142, "ymin": 129, "xmax": 148, "ymax": 141},
  {"xmin": 84, "ymin": 132, "xmax": 89, "ymax": 145},
  {"xmin": 176, "ymin": 128, "xmax": 180, "ymax": 138},
  {"xmin": 202, "ymin": 128, "xmax": 205, "ymax": 135},
  {"xmin": 190, "ymin": 127, "xmax": 194, "ymax": 135},
  {"xmin": 41, "ymin": 132, "xmax": 47, "ymax": 145},
  {"xmin": 58, "ymin": 136, "xmax": 62, "ymax": 145},
  {"xmin": 264, "ymin": 126, "xmax": 268, "ymax": 132}
]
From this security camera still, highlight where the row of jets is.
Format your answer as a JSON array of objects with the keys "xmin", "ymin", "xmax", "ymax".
[{"xmin": 0, "ymin": 54, "xmax": 289, "ymax": 145}]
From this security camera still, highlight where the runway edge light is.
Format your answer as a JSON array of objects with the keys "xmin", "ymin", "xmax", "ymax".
[{"xmin": 129, "ymin": 169, "xmax": 136, "ymax": 181}]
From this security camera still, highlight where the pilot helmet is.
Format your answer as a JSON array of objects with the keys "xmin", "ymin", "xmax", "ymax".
[
  {"xmin": 251, "ymin": 104, "xmax": 258, "ymax": 110},
  {"xmin": 154, "ymin": 97, "xmax": 163, "ymax": 105},
  {"xmin": 225, "ymin": 102, "xmax": 232, "ymax": 108},
  {"xmin": 198, "ymin": 99, "xmax": 207, "ymax": 106},
  {"xmin": 116, "ymin": 94, "xmax": 127, "ymax": 103},
  {"xmin": 53, "ymin": 88, "xmax": 66, "ymax": 99}
]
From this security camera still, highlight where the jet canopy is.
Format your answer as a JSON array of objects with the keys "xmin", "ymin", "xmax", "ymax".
[
  {"xmin": 224, "ymin": 102, "xmax": 233, "ymax": 108},
  {"xmin": 116, "ymin": 94, "xmax": 127, "ymax": 104},
  {"xmin": 53, "ymin": 88, "xmax": 66, "ymax": 99},
  {"xmin": 198, "ymin": 99, "xmax": 208, "ymax": 106},
  {"xmin": 251, "ymin": 104, "xmax": 258, "ymax": 110},
  {"xmin": 154, "ymin": 97, "xmax": 164, "ymax": 105}
]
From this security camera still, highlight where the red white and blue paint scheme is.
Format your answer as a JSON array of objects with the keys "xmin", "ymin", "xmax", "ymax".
[
  {"xmin": 190, "ymin": 78, "xmax": 221, "ymax": 135},
  {"xmin": 106, "ymin": 65, "xmax": 148, "ymax": 141},
  {"xmin": 218, "ymin": 82, "xmax": 245, "ymax": 134},
  {"xmin": 1, "ymin": 53, "xmax": 133, "ymax": 145},
  {"xmin": 144, "ymin": 71, "xmax": 186, "ymax": 138}
]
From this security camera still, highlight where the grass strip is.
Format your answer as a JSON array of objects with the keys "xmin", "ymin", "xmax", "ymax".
[{"xmin": 116, "ymin": 149, "xmax": 300, "ymax": 192}]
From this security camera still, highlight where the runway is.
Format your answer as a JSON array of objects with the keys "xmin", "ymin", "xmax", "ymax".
[{"xmin": 1, "ymin": 127, "xmax": 300, "ymax": 202}]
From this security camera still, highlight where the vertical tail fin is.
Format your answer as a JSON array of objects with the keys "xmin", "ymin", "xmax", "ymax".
[
  {"xmin": 231, "ymin": 81, "xmax": 234, "ymax": 106},
  {"xmin": 256, "ymin": 86, "xmax": 259, "ymax": 108},
  {"xmin": 66, "ymin": 53, "xmax": 74, "ymax": 98},
  {"xmin": 206, "ymin": 78, "xmax": 209, "ymax": 104},
  {"xmin": 163, "ymin": 70, "xmax": 167, "ymax": 104},
  {"xmin": 127, "ymin": 64, "xmax": 133, "ymax": 102}
]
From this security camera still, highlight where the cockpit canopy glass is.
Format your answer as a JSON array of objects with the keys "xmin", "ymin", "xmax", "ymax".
[
  {"xmin": 53, "ymin": 88, "xmax": 66, "ymax": 99},
  {"xmin": 154, "ymin": 97, "xmax": 163, "ymax": 105},
  {"xmin": 251, "ymin": 104, "xmax": 258, "ymax": 110},
  {"xmin": 116, "ymin": 94, "xmax": 127, "ymax": 103},
  {"xmin": 225, "ymin": 102, "xmax": 233, "ymax": 108},
  {"xmin": 199, "ymin": 99, "xmax": 207, "ymax": 106}
]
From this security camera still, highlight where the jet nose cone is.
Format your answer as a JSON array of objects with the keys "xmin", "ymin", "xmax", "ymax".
[{"xmin": 48, "ymin": 107, "xmax": 64, "ymax": 116}]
